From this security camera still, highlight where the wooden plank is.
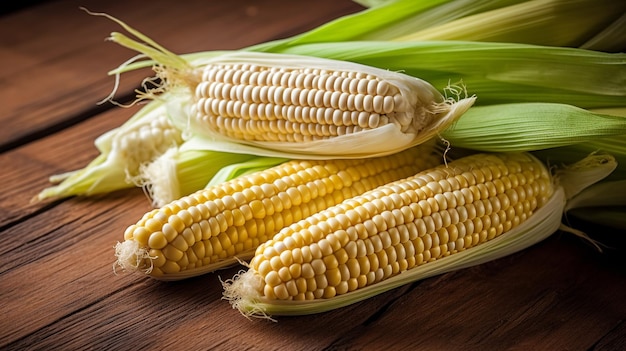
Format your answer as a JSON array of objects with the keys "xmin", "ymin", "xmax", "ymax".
[
  {"xmin": 326, "ymin": 235, "xmax": 626, "ymax": 350},
  {"xmin": 3, "ymin": 1, "xmax": 626, "ymax": 349},
  {"xmin": 0, "ymin": 105, "xmax": 137, "ymax": 228},
  {"xmin": 0, "ymin": 191, "xmax": 150, "ymax": 344},
  {"xmin": 2, "ymin": 263, "xmax": 411, "ymax": 350},
  {"xmin": 0, "ymin": 0, "xmax": 363, "ymax": 151},
  {"xmin": 3, "ymin": 220, "xmax": 624, "ymax": 350},
  {"xmin": 3, "ymin": 116, "xmax": 626, "ymax": 349}
]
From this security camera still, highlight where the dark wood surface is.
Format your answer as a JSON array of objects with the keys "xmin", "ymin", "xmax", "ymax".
[{"xmin": 1, "ymin": 1, "xmax": 625, "ymax": 350}]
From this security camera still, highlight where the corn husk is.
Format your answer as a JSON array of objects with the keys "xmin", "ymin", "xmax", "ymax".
[
  {"xmin": 271, "ymin": 41, "xmax": 626, "ymax": 109},
  {"xmin": 256, "ymin": 0, "xmax": 625, "ymax": 52},
  {"xmin": 440, "ymin": 103, "xmax": 626, "ymax": 152},
  {"xmin": 393, "ymin": 0, "xmax": 626, "ymax": 50}
]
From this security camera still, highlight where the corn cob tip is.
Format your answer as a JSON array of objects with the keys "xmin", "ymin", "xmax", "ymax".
[
  {"xmin": 222, "ymin": 270, "xmax": 274, "ymax": 321},
  {"xmin": 113, "ymin": 241, "xmax": 155, "ymax": 275}
]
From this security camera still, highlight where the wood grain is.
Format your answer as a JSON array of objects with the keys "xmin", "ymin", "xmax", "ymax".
[{"xmin": 1, "ymin": 1, "xmax": 625, "ymax": 350}]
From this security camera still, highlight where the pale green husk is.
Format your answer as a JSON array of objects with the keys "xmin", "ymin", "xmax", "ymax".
[
  {"xmin": 440, "ymin": 103, "xmax": 626, "ymax": 152},
  {"xmin": 393, "ymin": 0, "xmax": 626, "ymax": 50},
  {"xmin": 256, "ymin": 0, "xmax": 625, "ymax": 52},
  {"xmin": 205, "ymin": 157, "xmax": 289, "ymax": 187}
]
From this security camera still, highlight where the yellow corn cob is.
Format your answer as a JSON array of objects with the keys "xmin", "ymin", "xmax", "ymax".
[
  {"xmin": 114, "ymin": 143, "xmax": 442, "ymax": 280},
  {"xmin": 223, "ymin": 152, "xmax": 555, "ymax": 315}
]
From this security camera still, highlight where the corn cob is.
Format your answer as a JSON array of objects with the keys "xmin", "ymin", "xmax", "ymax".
[
  {"xmin": 89, "ymin": 9, "xmax": 475, "ymax": 158},
  {"xmin": 192, "ymin": 57, "xmax": 441, "ymax": 142},
  {"xmin": 165, "ymin": 51, "xmax": 473, "ymax": 157},
  {"xmin": 115, "ymin": 113, "xmax": 183, "ymax": 175},
  {"xmin": 115, "ymin": 143, "xmax": 442, "ymax": 280},
  {"xmin": 223, "ymin": 152, "xmax": 556, "ymax": 316}
]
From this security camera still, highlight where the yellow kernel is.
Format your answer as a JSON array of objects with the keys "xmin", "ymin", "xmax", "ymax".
[
  {"xmin": 161, "ymin": 261, "xmax": 181, "ymax": 274},
  {"xmin": 323, "ymin": 286, "xmax": 337, "ymax": 299},
  {"xmin": 168, "ymin": 216, "xmax": 185, "ymax": 234},
  {"xmin": 345, "ymin": 258, "xmax": 361, "ymax": 279},
  {"xmin": 274, "ymin": 284, "xmax": 290, "ymax": 300},
  {"xmin": 315, "ymin": 274, "xmax": 329, "ymax": 290},
  {"xmin": 265, "ymin": 270, "xmax": 282, "ymax": 287},
  {"xmin": 326, "ymin": 268, "xmax": 342, "ymax": 287},
  {"xmin": 311, "ymin": 258, "xmax": 326, "ymax": 275},
  {"xmin": 162, "ymin": 245, "xmax": 184, "ymax": 262},
  {"xmin": 171, "ymin": 235, "xmax": 189, "ymax": 252},
  {"xmin": 149, "ymin": 249, "xmax": 166, "ymax": 268},
  {"xmin": 132, "ymin": 227, "xmax": 151, "ymax": 246},
  {"xmin": 278, "ymin": 266, "xmax": 292, "ymax": 282},
  {"xmin": 323, "ymin": 255, "xmax": 339, "ymax": 270},
  {"xmin": 357, "ymin": 255, "xmax": 372, "ymax": 274},
  {"xmin": 144, "ymin": 218, "xmax": 162, "ymax": 233}
]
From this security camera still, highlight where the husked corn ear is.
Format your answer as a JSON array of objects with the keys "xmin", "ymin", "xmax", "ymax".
[
  {"xmin": 197, "ymin": 64, "xmax": 409, "ymax": 140},
  {"xmin": 114, "ymin": 143, "xmax": 442, "ymax": 280},
  {"xmin": 186, "ymin": 52, "xmax": 473, "ymax": 156},
  {"xmin": 98, "ymin": 11, "xmax": 476, "ymax": 157},
  {"xmin": 224, "ymin": 152, "xmax": 554, "ymax": 306}
]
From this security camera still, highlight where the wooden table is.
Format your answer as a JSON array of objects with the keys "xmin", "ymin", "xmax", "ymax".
[{"xmin": 2, "ymin": 1, "xmax": 625, "ymax": 350}]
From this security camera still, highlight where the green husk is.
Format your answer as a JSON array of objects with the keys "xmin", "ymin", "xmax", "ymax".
[
  {"xmin": 440, "ymin": 103, "xmax": 626, "ymax": 152},
  {"xmin": 142, "ymin": 147, "xmax": 288, "ymax": 208},
  {"xmin": 254, "ymin": 0, "xmax": 625, "ymax": 52},
  {"xmin": 351, "ymin": 0, "xmax": 391, "ymax": 7},
  {"xmin": 579, "ymin": 12, "xmax": 626, "ymax": 52},
  {"xmin": 205, "ymin": 157, "xmax": 289, "ymax": 188},
  {"xmin": 393, "ymin": 0, "xmax": 626, "ymax": 50},
  {"xmin": 271, "ymin": 40, "xmax": 626, "ymax": 108},
  {"xmin": 534, "ymin": 134, "xmax": 626, "ymax": 181},
  {"xmin": 534, "ymin": 136, "xmax": 626, "ymax": 230}
]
